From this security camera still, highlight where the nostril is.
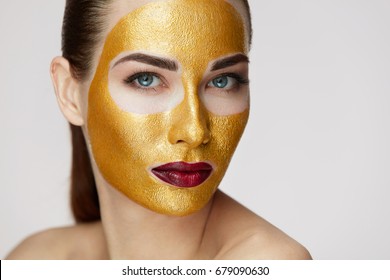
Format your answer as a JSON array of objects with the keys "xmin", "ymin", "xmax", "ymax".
[
  {"xmin": 167, "ymin": 107, "xmax": 211, "ymax": 147},
  {"xmin": 202, "ymin": 131, "xmax": 211, "ymax": 145}
]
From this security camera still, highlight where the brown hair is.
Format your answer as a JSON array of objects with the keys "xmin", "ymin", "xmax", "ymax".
[
  {"xmin": 62, "ymin": 0, "xmax": 252, "ymax": 223},
  {"xmin": 62, "ymin": 0, "xmax": 112, "ymax": 223}
]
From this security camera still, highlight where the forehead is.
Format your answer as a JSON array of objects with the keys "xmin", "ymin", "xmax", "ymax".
[
  {"xmin": 105, "ymin": 0, "xmax": 249, "ymax": 46},
  {"xmin": 83, "ymin": 0, "xmax": 250, "ymax": 81},
  {"xmin": 98, "ymin": 0, "xmax": 247, "ymax": 74},
  {"xmin": 109, "ymin": 0, "xmax": 248, "ymax": 27}
]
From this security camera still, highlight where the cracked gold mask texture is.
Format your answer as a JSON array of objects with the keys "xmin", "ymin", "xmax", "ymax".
[{"xmin": 87, "ymin": 0, "xmax": 249, "ymax": 216}]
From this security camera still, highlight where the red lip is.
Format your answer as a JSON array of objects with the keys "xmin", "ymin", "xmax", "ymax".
[{"xmin": 151, "ymin": 162, "xmax": 213, "ymax": 188}]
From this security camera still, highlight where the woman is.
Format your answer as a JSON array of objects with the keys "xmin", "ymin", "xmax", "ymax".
[{"xmin": 7, "ymin": 0, "xmax": 311, "ymax": 259}]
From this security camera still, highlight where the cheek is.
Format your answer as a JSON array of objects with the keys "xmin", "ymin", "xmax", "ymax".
[
  {"xmin": 89, "ymin": 102, "xmax": 165, "ymax": 165},
  {"xmin": 201, "ymin": 89, "xmax": 250, "ymax": 116},
  {"xmin": 88, "ymin": 94, "xmax": 169, "ymax": 197},
  {"xmin": 109, "ymin": 82, "xmax": 183, "ymax": 115},
  {"xmin": 207, "ymin": 110, "xmax": 249, "ymax": 163}
]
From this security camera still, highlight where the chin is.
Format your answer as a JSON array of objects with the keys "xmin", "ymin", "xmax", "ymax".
[{"xmin": 133, "ymin": 188, "xmax": 217, "ymax": 217}]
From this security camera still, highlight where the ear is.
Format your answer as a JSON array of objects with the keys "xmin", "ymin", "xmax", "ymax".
[{"xmin": 50, "ymin": 56, "xmax": 85, "ymax": 126}]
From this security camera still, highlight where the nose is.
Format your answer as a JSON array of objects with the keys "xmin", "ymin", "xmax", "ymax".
[{"xmin": 168, "ymin": 88, "xmax": 211, "ymax": 149}]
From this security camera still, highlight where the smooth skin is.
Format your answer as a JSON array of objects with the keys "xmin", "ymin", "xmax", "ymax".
[{"xmin": 7, "ymin": 0, "xmax": 311, "ymax": 260}]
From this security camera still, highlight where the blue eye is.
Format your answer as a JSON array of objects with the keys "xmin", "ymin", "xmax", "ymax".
[
  {"xmin": 124, "ymin": 72, "xmax": 162, "ymax": 89},
  {"xmin": 207, "ymin": 74, "xmax": 249, "ymax": 91},
  {"xmin": 208, "ymin": 75, "xmax": 238, "ymax": 90},
  {"xmin": 135, "ymin": 73, "xmax": 160, "ymax": 87},
  {"xmin": 211, "ymin": 76, "xmax": 229, "ymax": 88}
]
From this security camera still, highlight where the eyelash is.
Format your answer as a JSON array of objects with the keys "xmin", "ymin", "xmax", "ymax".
[
  {"xmin": 207, "ymin": 73, "xmax": 249, "ymax": 94},
  {"xmin": 215, "ymin": 73, "xmax": 249, "ymax": 86},
  {"xmin": 123, "ymin": 71, "xmax": 164, "ymax": 92}
]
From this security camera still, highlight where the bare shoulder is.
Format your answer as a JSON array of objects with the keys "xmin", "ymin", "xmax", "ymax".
[
  {"xmin": 6, "ymin": 222, "xmax": 107, "ymax": 260},
  {"xmin": 211, "ymin": 191, "xmax": 312, "ymax": 260},
  {"xmin": 218, "ymin": 228, "xmax": 312, "ymax": 260}
]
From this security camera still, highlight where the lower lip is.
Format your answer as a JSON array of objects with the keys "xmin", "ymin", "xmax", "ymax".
[{"xmin": 151, "ymin": 162, "xmax": 213, "ymax": 188}]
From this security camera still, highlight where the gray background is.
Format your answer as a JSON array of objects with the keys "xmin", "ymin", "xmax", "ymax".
[{"xmin": 1, "ymin": 0, "xmax": 389, "ymax": 259}]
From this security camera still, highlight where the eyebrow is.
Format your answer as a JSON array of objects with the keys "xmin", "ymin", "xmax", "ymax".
[
  {"xmin": 112, "ymin": 53, "xmax": 178, "ymax": 71},
  {"xmin": 211, "ymin": 54, "xmax": 249, "ymax": 71}
]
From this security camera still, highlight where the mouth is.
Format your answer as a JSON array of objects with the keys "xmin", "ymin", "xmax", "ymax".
[{"xmin": 151, "ymin": 161, "xmax": 213, "ymax": 188}]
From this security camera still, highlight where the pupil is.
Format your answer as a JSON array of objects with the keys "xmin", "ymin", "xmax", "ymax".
[
  {"xmin": 138, "ymin": 74, "xmax": 153, "ymax": 86},
  {"xmin": 213, "ymin": 76, "xmax": 228, "ymax": 88}
]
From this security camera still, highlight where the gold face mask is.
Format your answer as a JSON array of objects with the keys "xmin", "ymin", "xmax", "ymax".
[{"xmin": 87, "ymin": 0, "xmax": 250, "ymax": 216}]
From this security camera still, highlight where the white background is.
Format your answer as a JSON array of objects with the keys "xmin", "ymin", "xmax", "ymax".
[{"xmin": 1, "ymin": 0, "xmax": 389, "ymax": 259}]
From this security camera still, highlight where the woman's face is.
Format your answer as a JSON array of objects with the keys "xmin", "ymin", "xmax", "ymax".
[{"xmin": 85, "ymin": 0, "xmax": 250, "ymax": 216}]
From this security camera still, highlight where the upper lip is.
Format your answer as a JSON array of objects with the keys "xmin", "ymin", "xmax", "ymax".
[{"xmin": 152, "ymin": 161, "xmax": 213, "ymax": 172}]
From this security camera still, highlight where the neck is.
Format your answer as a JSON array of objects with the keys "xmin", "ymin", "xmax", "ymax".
[{"xmin": 96, "ymin": 177, "xmax": 216, "ymax": 260}]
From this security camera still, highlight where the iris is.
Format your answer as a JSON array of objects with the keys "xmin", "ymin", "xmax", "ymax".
[
  {"xmin": 212, "ymin": 76, "xmax": 229, "ymax": 88},
  {"xmin": 137, "ymin": 73, "xmax": 155, "ymax": 87}
]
